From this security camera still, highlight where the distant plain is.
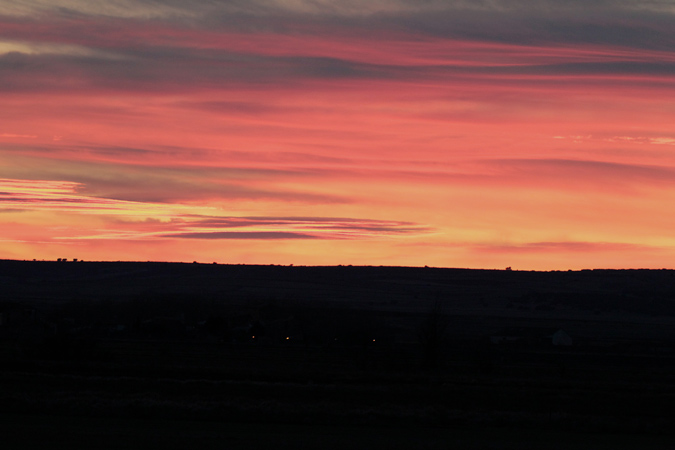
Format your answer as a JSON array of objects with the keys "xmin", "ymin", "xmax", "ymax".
[{"xmin": 1, "ymin": 260, "xmax": 674, "ymax": 448}]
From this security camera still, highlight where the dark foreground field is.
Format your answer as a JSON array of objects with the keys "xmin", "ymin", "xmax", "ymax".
[{"xmin": 1, "ymin": 260, "xmax": 674, "ymax": 448}]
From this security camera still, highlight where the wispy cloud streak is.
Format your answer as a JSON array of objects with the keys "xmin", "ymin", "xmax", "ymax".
[{"xmin": 0, "ymin": 178, "xmax": 429, "ymax": 241}]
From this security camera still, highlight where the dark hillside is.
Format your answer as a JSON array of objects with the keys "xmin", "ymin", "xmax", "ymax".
[{"xmin": 1, "ymin": 260, "xmax": 674, "ymax": 448}]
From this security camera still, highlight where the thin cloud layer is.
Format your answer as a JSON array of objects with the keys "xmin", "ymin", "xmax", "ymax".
[
  {"xmin": 0, "ymin": 178, "xmax": 429, "ymax": 243},
  {"xmin": 473, "ymin": 241, "xmax": 654, "ymax": 254},
  {"xmin": 3, "ymin": 0, "xmax": 673, "ymax": 50}
]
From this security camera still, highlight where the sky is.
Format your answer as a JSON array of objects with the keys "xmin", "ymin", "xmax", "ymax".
[{"xmin": 1, "ymin": 0, "xmax": 675, "ymax": 270}]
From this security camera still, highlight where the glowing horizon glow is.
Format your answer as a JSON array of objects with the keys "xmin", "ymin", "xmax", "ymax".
[{"xmin": 1, "ymin": 1, "xmax": 675, "ymax": 269}]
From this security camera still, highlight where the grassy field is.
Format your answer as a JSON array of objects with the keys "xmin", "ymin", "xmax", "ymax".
[
  {"xmin": 3, "ymin": 413, "xmax": 675, "ymax": 450},
  {"xmin": 1, "ymin": 261, "xmax": 675, "ymax": 448}
]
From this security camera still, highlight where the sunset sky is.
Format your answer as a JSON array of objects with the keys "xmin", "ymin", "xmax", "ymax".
[{"xmin": 1, "ymin": 1, "xmax": 675, "ymax": 269}]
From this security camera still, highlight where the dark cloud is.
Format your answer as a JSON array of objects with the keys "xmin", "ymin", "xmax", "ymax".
[
  {"xmin": 79, "ymin": 172, "xmax": 346, "ymax": 204},
  {"xmin": 165, "ymin": 231, "xmax": 320, "ymax": 239},
  {"xmin": 0, "ymin": 196, "xmax": 93, "ymax": 204},
  {"xmin": 186, "ymin": 216, "xmax": 430, "ymax": 234},
  {"xmin": 177, "ymin": 100, "xmax": 292, "ymax": 116},
  {"xmin": 81, "ymin": 143, "xmax": 360, "ymax": 167},
  {"xmin": 0, "ymin": 208, "xmax": 27, "ymax": 212},
  {"xmin": 0, "ymin": 153, "xmax": 348, "ymax": 204},
  {"xmin": 2, "ymin": 1, "xmax": 673, "ymax": 96},
  {"xmin": 0, "ymin": 48, "xmax": 415, "ymax": 95},
  {"xmin": 474, "ymin": 241, "xmax": 654, "ymax": 253},
  {"xmin": 488, "ymin": 158, "xmax": 675, "ymax": 184},
  {"xmin": 1, "ymin": 49, "xmax": 670, "ymax": 98},
  {"xmin": 3, "ymin": 1, "xmax": 674, "ymax": 51},
  {"xmin": 380, "ymin": 8, "xmax": 673, "ymax": 50},
  {"xmin": 106, "ymin": 213, "xmax": 432, "ymax": 241},
  {"xmin": 479, "ymin": 61, "xmax": 675, "ymax": 77},
  {"xmin": 163, "ymin": 215, "xmax": 430, "ymax": 239}
]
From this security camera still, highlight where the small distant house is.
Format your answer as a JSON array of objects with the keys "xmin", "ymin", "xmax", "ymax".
[{"xmin": 490, "ymin": 327, "xmax": 572, "ymax": 347}]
